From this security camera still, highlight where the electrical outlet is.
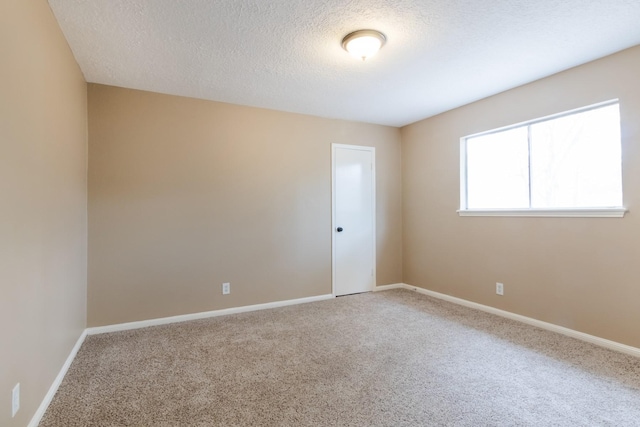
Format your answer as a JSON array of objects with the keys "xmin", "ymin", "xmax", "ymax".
[
  {"xmin": 12, "ymin": 383, "xmax": 19, "ymax": 417},
  {"xmin": 496, "ymin": 282, "xmax": 504, "ymax": 296},
  {"xmin": 222, "ymin": 282, "xmax": 230, "ymax": 295}
]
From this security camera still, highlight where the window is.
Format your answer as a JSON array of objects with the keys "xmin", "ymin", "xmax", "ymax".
[{"xmin": 459, "ymin": 101, "xmax": 625, "ymax": 217}]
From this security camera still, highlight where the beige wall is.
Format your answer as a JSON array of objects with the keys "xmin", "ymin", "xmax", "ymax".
[
  {"xmin": 402, "ymin": 46, "xmax": 640, "ymax": 348},
  {"xmin": 87, "ymin": 84, "xmax": 402, "ymax": 326},
  {"xmin": 0, "ymin": 1, "xmax": 87, "ymax": 425}
]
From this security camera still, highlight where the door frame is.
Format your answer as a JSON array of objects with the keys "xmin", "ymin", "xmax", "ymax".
[{"xmin": 331, "ymin": 143, "xmax": 376, "ymax": 297}]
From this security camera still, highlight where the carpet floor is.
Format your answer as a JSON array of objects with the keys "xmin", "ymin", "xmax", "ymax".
[{"xmin": 40, "ymin": 289, "xmax": 640, "ymax": 426}]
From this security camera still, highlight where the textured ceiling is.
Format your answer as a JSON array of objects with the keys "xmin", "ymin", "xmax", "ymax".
[{"xmin": 48, "ymin": 0, "xmax": 640, "ymax": 127}]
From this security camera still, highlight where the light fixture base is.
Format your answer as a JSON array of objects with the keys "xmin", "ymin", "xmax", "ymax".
[{"xmin": 341, "ymin": 29, "xmax": 387, "ymax": 61}]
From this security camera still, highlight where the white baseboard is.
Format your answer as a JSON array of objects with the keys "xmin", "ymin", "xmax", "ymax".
[
  {"xmin": 28, "ymin": 329, "xmax": 88, "ymax": 427},
  {"xmin": 374, "ymin": 283, "xmax": 406, "ymax": 292},
  {"xmin": 86, "ymin": 293, "xmax": 335, "ymax": 335},
  {"xmin": 388, "ymin": 283, "xmax": 640, "ymax": 358}
]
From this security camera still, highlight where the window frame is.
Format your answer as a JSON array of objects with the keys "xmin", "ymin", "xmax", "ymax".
[{"xmin": 459, "ymin": 100, "xmax": 626, "ymax": 218}]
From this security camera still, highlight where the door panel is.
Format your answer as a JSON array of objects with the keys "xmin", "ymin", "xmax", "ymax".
[{"xmin": 333, "ymin": 145, "xmax": 375, "ymax": 296}]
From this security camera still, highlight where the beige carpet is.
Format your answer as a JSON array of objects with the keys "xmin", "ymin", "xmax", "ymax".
[{"xmin": 41, "ymin": 289, "xmax": 640, "ymax": 426}]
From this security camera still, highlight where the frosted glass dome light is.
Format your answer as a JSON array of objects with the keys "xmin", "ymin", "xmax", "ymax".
[{"xmin": 342, "ymin": 30, "xmax": 386, "ymax": 61}]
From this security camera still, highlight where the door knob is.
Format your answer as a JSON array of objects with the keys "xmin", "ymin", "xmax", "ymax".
[{"xmin": 336, "ymin": 227, "xmax": 343, "ymax": 232}]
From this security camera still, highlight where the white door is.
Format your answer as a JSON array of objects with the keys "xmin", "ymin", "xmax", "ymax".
[{"xmin": 332, "ymin": 144, "xmax": 376, "ymax": 296}]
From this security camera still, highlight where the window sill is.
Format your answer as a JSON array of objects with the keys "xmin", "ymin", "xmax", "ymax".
[{"xmin": 457, "ymin": 208, "xmax": 627, "ymax": 218}]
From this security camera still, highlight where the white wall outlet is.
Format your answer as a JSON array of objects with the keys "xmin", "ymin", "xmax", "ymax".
[
  {"xmin": 12, "ymin": 383, "xmax": 19, "ymax": 417},
  {"xmin": 496, "ymin": 282, "xmax": 504, "ymax": 296},
  {"xmin": 222, "ymin": 282, "xmax": 230, "ymax": 295}
]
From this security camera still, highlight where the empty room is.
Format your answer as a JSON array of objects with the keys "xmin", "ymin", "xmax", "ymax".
[{"xmin": 2, "ymin": 0, "xmax": 640, "ymax": 425}]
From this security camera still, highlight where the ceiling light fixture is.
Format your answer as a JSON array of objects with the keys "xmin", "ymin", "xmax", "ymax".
[{"xmin": 341, "ymin": 29, "xmax": 386, "ymax": 61}]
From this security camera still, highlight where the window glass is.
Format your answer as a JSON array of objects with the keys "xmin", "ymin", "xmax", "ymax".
[
  {"xmin": 466, "ymin": 127, "xmax": 529, "ymax": 209},
  {"xmin": 529, "ymin": 104, "xmax": 622, "ymax": 208},
  {"xmin": 461, "ymin": 101, "xmax": 622, "ymax": 211}
]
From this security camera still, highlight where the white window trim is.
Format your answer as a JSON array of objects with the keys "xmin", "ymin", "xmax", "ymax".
[
  {"xmin": 458, "ymin": 99, "xmax": 627, "ymax": 218},
  {"xmin": 457, "ymin": 208, "xmax": 627, "ymax": 218}
]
